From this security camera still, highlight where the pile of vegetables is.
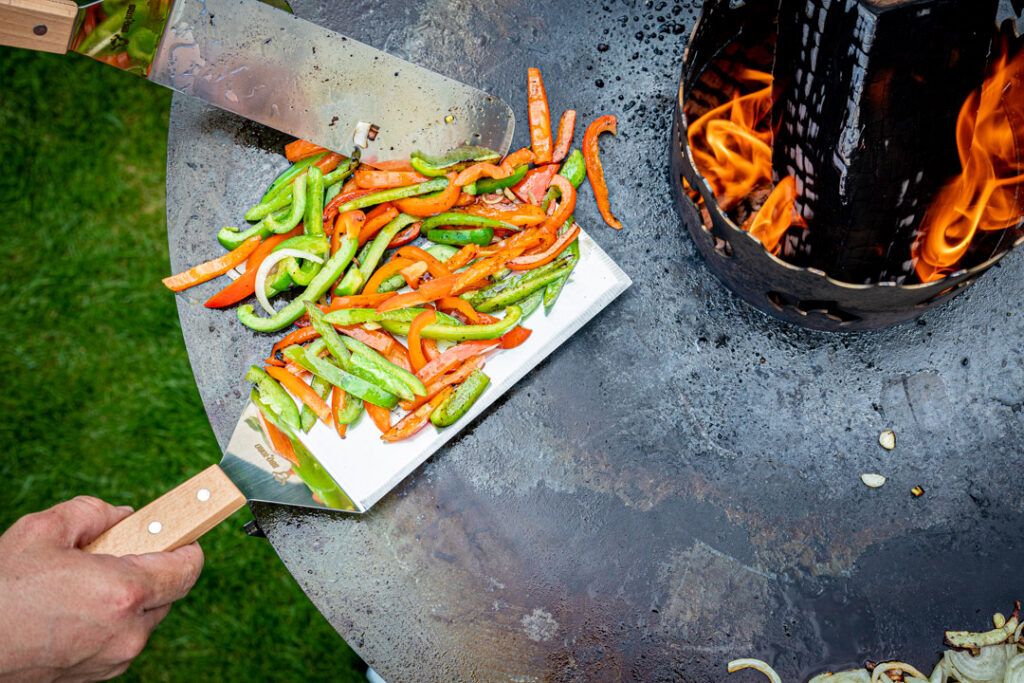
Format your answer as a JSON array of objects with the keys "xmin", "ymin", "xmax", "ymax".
[
  {"xmin": 164, "ymin": 68, "xmax": 622, "ymax": 452},
  {"xmin": 727, "ymin": 602, "xmax": 1024, "ymax": 683}
]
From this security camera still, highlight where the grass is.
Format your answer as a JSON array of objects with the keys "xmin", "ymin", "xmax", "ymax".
[{"xmin": 0, "ymin": 47, "xmax": 365, "ymax": 681}]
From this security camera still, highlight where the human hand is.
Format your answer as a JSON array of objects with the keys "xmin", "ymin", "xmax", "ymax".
[{"xmin": 0, "ymin": 496, "xmax": 204, "ymax": 682}]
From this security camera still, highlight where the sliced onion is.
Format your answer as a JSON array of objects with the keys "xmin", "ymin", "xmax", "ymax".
[
  {"xmin": 946, "ymin": 645, "xmax": 1015, "ymax": 683},
  {"xmin": 1003, "ymin": 652, "xmax": 1024, "ymax": 683},
  {"xmin": 254, "ymin": 248, "xmax": 324, "ymax": 315},
  {"xmin": 727, "ymin": 659, "xmax": 782, "ymax": 683},
  {"xmin": 808, "ymin": 670, "xmax": 870, "ymax": 683},
  {"xmin": 870, "ymin": 661, "xmax": 930, "ymax": 683}
]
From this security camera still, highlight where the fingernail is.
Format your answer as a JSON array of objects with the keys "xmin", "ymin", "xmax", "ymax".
[{"xmin": 118, "ymin": 505, "xmax": 135, "ymax": 513}]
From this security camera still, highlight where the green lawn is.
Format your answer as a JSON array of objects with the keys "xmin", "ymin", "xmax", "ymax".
[{"xmin": 0, "ymin": 47, "xmax": 364, "ymax": 682}]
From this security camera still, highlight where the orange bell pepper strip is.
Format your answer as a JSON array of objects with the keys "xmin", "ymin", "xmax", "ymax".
[
  {"xmin": 326, "ymin": 293, "xmax": 392, "ymax": 311},
  {"xmin": 583, "ymin": 114, "xmax": 623, "ymax": 230},
  {"xmin": 393, "ymin": 172, "xmax": 461, "ymax": 216},
  {"xmin": 551, "ymin": 110, "xmax": 576, "ymax": 163},
  {"xmin": 500, "ymin": 325, "xmax": 532, "ymax": 349},
  {"xmin": 256, "ymin": 410, "xmax": 299, "ymax": 466},
  {"xmin": 163, "ymin": 236, "xmax": 261, "ymax": 292},
  {"xmin": 365, "ymin": 401, "xmax": 392, "ymax": 433},
  {"xmin": 387, "ymin": 222, "xmax": 421, "ymax": 248},
  {"xmin": 452, "ymin": 203, "xmax": 547, "ymax": 227},
  {"xmin": 366, "ymin": 159, "xmax": 415, "ymax": 171},
  {"xmin": 375, "ymin": 273, "xmax": 459, "ymax": 312},
  {"xmin": 384, "ymin": 339, "xmax": 413, "ymax": 372},
  {"xmin": 454, "ymin": 193, "xmax": 478, "ymax": 207},
  {"xmin": 415, "ymin": 339, "xmax": 500, "ymax": 383},
  {"xmin": 436, "ymin": 296, "xmax": 481, "ymax": 323},
  {"xmin": 444, "ymin": 244, "xmax": 479, "ymax": 271},
  {"xmin": 333, "ymin": 210, "xmax": 366, "ymax": 255},
  {"xmin": 270, "ymin": 325, "xmax": 321, "ymax": 361},
  {"xmin": 540, "ymin": 175, "xmax": 576, "ymax": 232},
  {"xmin": 381, "ymin": 386, "xmax": 453, "ymax": 442},
  {"xmin": 400, "ymin": 356, "xmax": 485, "ymax": 411},
  {"xmin": 336, "ymin": 325, "xmax": 393, "ymax": 354},
  {"xmin": 285, "ymin": 139, "xmax": 328, "ymax": 162},
  {"xmin": 499, "ymin": 147, "xmax": 535, "ymax": 175},
  {"xmin": 423, "ymin": 339, "xmax": 440, "ymax": 361},
  {"xmin": 357, "ymin": 204, "xmax": 399, "ymax": 245},
  {"xmin": 314, "ymin": 152, "xmax": 345, "ymax": 175},
  {"xmin": 354, "ymin": 169, "xmax": 430, "ymax": 189},
  {"xmin": 362, "ymin": 257, "xmax": 416, "ymax": 295},
  {"xmin": 206, "ymin": 230, "xmax": 299, "ymax": 308},
  {"xmin": 400, "ymin": 261, "xmax": 429, "ymax": 289},
  {"xmin": 453, "ymin": 163, "xmax": 508, "ymax": 187},
  {"xmin": 512, "ymin": 164, "xmax": 558, "ymax": 205},
  {"xmin": 507, "ymin": 223, "xmax": 580, "ymax": 271},
  {"xmin": 265, "ymin": 366, "xmax": 332, "ymax": 423},
  {"xmin": 407, "ymin": 309, "xmax": 436, "ymax": 372},
  {"xmin": 331, "ymin": 387, "xmax": 347, "ymax": 438},
  {"xmin": 527, "ymin": 68, "xmax": 553, "ymax": 164},
  {"xmin": 397, "ymin": 245, "xmax": 452, "ymax": 277}
]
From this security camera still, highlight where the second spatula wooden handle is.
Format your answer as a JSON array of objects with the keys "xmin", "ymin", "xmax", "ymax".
[{"xmin": 84, "ymin": 465, "xmax": 246, "ymax": 557}]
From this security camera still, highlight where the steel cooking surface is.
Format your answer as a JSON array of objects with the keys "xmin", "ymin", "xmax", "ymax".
[{"xmin": 166, "ymin": 1, "xmax": 1024, "ymax": 680}]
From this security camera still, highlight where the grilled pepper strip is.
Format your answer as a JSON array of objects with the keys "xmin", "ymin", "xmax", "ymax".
[
  {"xmin": 429, "ymin": 369, "xmax": 490, "ymax": 427},
  {"xmin": 237, "ymin": 235, "xmax": 358, "ymax": 332},
  {"xmin": 333, "ymin": 266, "xmax": 365, "ymax": 297},
  {"xmin": 409, "ymin": 145, "xmax": 501, "ymax": 176},
  {"xmin": 246, "ymin": 365, "xmax": 301, "ymax": 431},
  {"xmin": 246, "ymin": 187, "xmax": 296, "ymax": 222},
  {"xmin": 282, "ymin": 345, "xmax": 398, "ymax": 409},
  {"xmin": 542, "ymin": 149, "xmax": 587, "ymax": 212},
  {"xmin": 551, "ymin": 110, "xmax": 577, "ymax": 163},
  {"xmin": 382, "ymin": 387, "xmax": 454, "ymax": 442},
  {"xmin": 304, "ymin": 165, "xmax": 325, "ymax": 237},
  {"xmin": 421, "ymin": 212, "xmax": 516, "ymax": 233},
  {"xmin": 463, "ymin": 165, "xmax": 529, "ymax": 195},
  {"xmin": 263, "ymin": 174, "xmax": 308, "ymax": 234},
  {"xmin": 217, "ymin": 206, "xmax": 288, "ymax": 250},
  {"xmin": 380, "ymin": 306, "xmax": 521, "ymax": 341},
  {"xmin": 306, "ymin": 303, "xmax": 351, "ymax": 367},
  {"xmin": 334, "ymin": 387, "xmax": 364, "ymax": 425},
  {"xmin": 583, "ymin": 115, "xmax": 623, "ymax": 230},
  {"xmin": 162, "ymin": 236, "xmax": 261, "ymax": 292},
  {"xmin": 426, "ymin": 228, "xmax": 494, "ymax": 246},
  {"xmin": 300, "ymin": 375, "xmax": 332, "ymax": 432},
  {"xmin": 340, "ymin": 336, "xmax": 427, "ymax": 397},
  {"xmin": 469, "ymin": 253, "xmax": 575, "ymax": 304},
  {"xmin": 474, "ymin": 257, "xmax": 576, "ymax": 313},
  {"xmin": 347, "ymin": 353, "xmax": 417, "ymax": 402},
  {"xmin": 544, "ymin": 236, "xmax": 580, "ymax": 313},
  {"xmin": 323, "ymin": 307, "xmax": 460, "ymax": 328},
  {"xmin": 357, "ymin": 213, "xmax": 419, "ymax": 280},
  {"xmin": 333, "ymin": 177, "xmax": 448, "ymax": 213},
  {"xmin": 261, "ymin": 152, "xmax": 326, "ymax": 202},
  {"xmin": 527, "ymin": 68, "xmax": 553, "ymax": 163}
]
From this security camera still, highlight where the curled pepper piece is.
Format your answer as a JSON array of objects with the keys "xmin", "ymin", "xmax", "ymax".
[
  {"xmin": 507, "ymin": 223, "xmax": 581, "ymax": 271},
  {"xmin": 387, "ymin": 222, "xmax": 422, "ymax": 248},
  {"xmin": 437, "ymin": 296, "xmax": 481, "ymax": 324},
  {"xmin": 541, "ymin": 175, "xmax": 577, "ymax": 232},
  {"xmin": 551, "ymin": 110, "xmax": 577, "ymax": 163},
  {"xmin": 499, "ymin": 147, "xmax": 535, "ymax": 175},
  {"xmin": 381, "ymin": 386, "xmax": 453, "ymax": 442},
  {"xmin": 408, "ymin": 309, "xmax": 437, "ymax": 372},
  {"xmin": 453, "ymin": 163, "xmax": 509, "ymax": 187},
  {"xmin": 583, "ymin": 114, "xmax": 623, "ymax": 230},
  {"xmin": 512, "ymin": 164, "xmax": 559, "ymax": 205},
  {"xmin": 163, "ymin": 235, "xmax": 261, "ymax": 292},
  {"xmin": 464, "ymin": 165, "xmax": 529, "ymax": 195},
  {"xmin": 362, "ymin": 257, "xmax": 416, "ymax": 295},
  {"xmin": 527, "ymin": 68, "xmax": 553, "ymax": 164},
  {"xmin": 393, "ymin": 172, "xmax": 461, "ymax": 216},
  {"xmin": 396, "ymin": 245, "xmax": 453, "ymax": 278}
]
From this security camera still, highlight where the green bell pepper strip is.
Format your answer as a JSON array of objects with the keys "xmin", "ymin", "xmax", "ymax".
[
  {"xmin": 274, "ymin": 235, "xmax": 329, "ymax": 255},
  {"xmin": 248, "ymin": 154, "xmax": 355, "ymax": 221},
  {"xmin": 544, "ymin": 237, "xmax": 580, "ymax": 313},
  {"xmin": 300, "ymin": 375, "xmax": 332, "ymax": 432},
  {"xmin": 245, "ymin": 189, "xmax": 294, "ymax": 222},
  {"xmin": 324, "ymin": 180, "xmax": 343, "ymax": 205},
  {"xmin": 304, "ymin": 166, "xmax": 325, "ymax": 237},
  {"xmin": 279, "ymin": 233, "xmax": 329, "ymax": 288},
  {"xmin": 463, "ymin": 165, "xmax": 529, "ymax": 195},
  {"xmin": 429, "ymin": 369, "xmax": 491, "ymax": 427},
  {"xmin": 347, "ymin": 353, "xmax": 416, "ymax": 402},
  {"xmin": 378, "ymin": 244, "xmax": 459, "ymax": 292},
  {"xmin": 306, "ymin": 303, "xmax": 352, "ymax": 367},
  {"xmin": 237, "ymin": 236, "xmax": 358, "ymax": 332},
  {"xmin": 542, "ymin": 149, "xmax": 587, "ymax": 212},
  {"xmin": 323, "ymin": 308, "xmax": 461, "ymax": 327},
  {"xmin": 282, "ymin": 345, "xmax": 398, "ymax": 409},
  {"xmin": 474, "ymin": 257, "xmax": 576, "ymax": 313},
  {"xmin": 261, "ymin": 152, "xmax": 327, "ymax": 202},
  {"xmin": 426, "ymin": 227, "xmax": 494, "ymax": 247},
  {"xmin": 335, "ymin": 178, "xmax": 448, "ymax": 213},
  {"xmin": 335, "ymin": 388, "xmax": 364, "ymax": 425},
  {"xmin": 263, "ymin": 174, "xmax": 307, "ymax": 234},
  {"xmin": 380, "ymin": 306, "xmax": 521, "ymax": 341},
  {"xmin": 355, "ymin": 213, "xmax": 419, "ymax": 281},
  {"xmin": 409, "ymin": 145, "xmax": 501, "ymax": 176},
  {"xmin": 420, "ymin": 212, "xmax": 517, "ymax": 232},
  {"xmin": 333, "ymin": 266, "xmax": 365, "ymax": 297},
  {"xmin": 340, "ymin": 335, "xmax": 427, "ymax": 397},
  {"xmin": 470, "ymin": 253, "xmax": 577, "ymax": 304},
  {"xmin": 518, "ymin": 289, "xmax": 544, "ymax": 320},
  {"xmin": 246, "ymin": 366, "xmax": 301, "ymax": 431},
  {"xmin": 287, "ymin": 261, "xmax": 321, "ymax": 287},
  {"xmin": 218, "ymin": 206, "xmax": 289, "ymax": 250}
]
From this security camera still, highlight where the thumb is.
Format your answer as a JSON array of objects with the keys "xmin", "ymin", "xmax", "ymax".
[{"xmin": 47, "ymin": 495, "xmax": 135, "ymax": 548}]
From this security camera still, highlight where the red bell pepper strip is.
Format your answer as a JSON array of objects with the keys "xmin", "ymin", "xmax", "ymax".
[
  {"xmin": 583, "ymin": 114, "xmax": 623, "ymax": 230},
  {"xmin": 256, "ymin": 409, "xmax": 299, "ymax": 466},
  {"xmin": 362, "ymin": 257, "xmax": 416, "ymax": 295},
  {"xmin": 381, "ymin": 386, "xmax": 453, "ymax": 442},
  {"xmin": 163, "ymin": 236, "xmax": 261, "ymax": 292},
  {"xmin": 331, "ymin": 387, "xmax": 347, "ymax": 438},
  {"xmin": 436, "ymin": 296, "xmax": 481, "ymax": 323},
  {"xmin": 285, "ymin": 139, "xmax": 328, "ymax": 162},
  {"xmin": 512, "ymin": 164, "xmax": 558, "ymax": 205},
  {"xmin": 400, "ymin": 356, "xmax": 485, "ymax": 411},
  {"xmin": 356, "ymin": 204, "xmax": 399, "ymax": 245},
  {"xmin": 551, "ymin": 110, "xmax": 576, "ymax": 163},
  {"xmin": 500, "ymin": 325, "xmax": 532, "ymax": 349},
  {"xmin": 365, "ymin": 401, "xmax": 392, "ymax": 434},
  {"xmin": 393, "ymin": 172, "xmax": 461, "ymax": 216},
  {"xmin": 384, "ymin": 336, "xmax": 413, "ymax": 371},
  {"xmin": 206, "ymin": 230, "xmax": 299, "ymax": 308},
  {"xmin": 247, "ymin": 225, "xmax": 303, "ymax": 270},
  {"xmin": 265, "ymin": 366, "xmax": 332, "ymax": 423},
  {"xmin": 540, "ymin": 175, "xmax": 576, "ymax": 232},
  {"xmin": 387, "ymin": 222, "xmax": 422, "ymax": 248},
  {"xmin": 336, "ymin": 325, "xmax": 393, "ymax": 354},
  {"xmin": 423, "ymin": 338, "xmax": 440, "ymax": 362},
  {"xmin": 499, "ymin": 147, "xmax": 535, "ymax": 175},
  {"xmin": 270, "ymin": 325, "xmax": 321, "ymax": 361},
  {"xmin": 326, "ymin": 293, "xmax": 392, "ymax": 311},
  {"xmin": 333, "ymin": 210, "xmax": 366, "ymax": 256},
  {"xmin": 375, "ymin": 274, "xmax": 459, "ymax": 312},
  {"xmin": 415, "ymin": 340, "xmax": 500, "ymax": 384},
  {"xmin": 407, "ymin": 309, "xmax": 436, "ymax": 372},
  {"xmin": 354, "ymin": 169, "xmax": 430, "ymax": 189},
  {"xmin": 507, "ymin": 223, "xmax": 580, "ymax": 271},
  {"xmin": 527, "ymin": 68, "xmax": 553, "ymax": 164},
  {"xmin": 314, "ymin": 152, "xmax": 345, "ymax": 175}
]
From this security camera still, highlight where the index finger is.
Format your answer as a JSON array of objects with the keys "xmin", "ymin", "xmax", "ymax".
[{"xmin": 122, "ymin": 542, "xmax": 205, "ymax": 609}]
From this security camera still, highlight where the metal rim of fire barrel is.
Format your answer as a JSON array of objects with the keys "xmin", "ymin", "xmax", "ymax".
[{"xmin": 670, "ymin": 0, "xmax": 1024, "ymax": 332}]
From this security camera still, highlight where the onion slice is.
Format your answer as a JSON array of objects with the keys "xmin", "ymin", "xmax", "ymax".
[
  {"xmin": 254, "ymin": 248, "xmax": 324, "ymax": 315},
  {"xmin": 870, "ymin": 662, "xmax": 930, "ymax": 683},
  {"xmin": 727, "ymin": 659, "xmax": 782, "ymax": 683}
]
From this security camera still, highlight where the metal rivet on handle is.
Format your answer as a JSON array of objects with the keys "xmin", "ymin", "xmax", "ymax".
[
  {"xmin": 33, "ymin": 25, "xmax": 48, "ymax": 36},
  {"xmin": 148, "ymin": 521, "xmax": 163, "ymax": 534},
  {"xmin": 196, "ymin": 488, "xmax": 211, "ymax": 502}
]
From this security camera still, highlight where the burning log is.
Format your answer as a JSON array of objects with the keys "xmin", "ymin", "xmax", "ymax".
[{"xmin": 770, "ymin": 0, "xmax": 1000, "ymax": 283}]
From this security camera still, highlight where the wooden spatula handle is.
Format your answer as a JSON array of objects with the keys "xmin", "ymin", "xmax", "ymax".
[
  {"xmin": 0, "ymin": 0, "xmax": 78, "ymax": 54},
  {"xmin": 84, "ymin": 465, "xmax": 247, "ymax": 557}
]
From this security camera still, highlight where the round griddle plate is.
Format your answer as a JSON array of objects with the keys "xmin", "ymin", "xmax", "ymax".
[{"xmin": 166, "ymin": 2, "xmax": 1024, "ymax": 680}]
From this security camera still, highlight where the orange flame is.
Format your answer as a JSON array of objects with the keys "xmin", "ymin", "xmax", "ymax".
[
  {"xmin": 914, "ymin": 46, "xmax": 1024, "ymax": 283},
  {"xmin": 744, "ymin": 176, "xmax": 807, "ymax": 253}
]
